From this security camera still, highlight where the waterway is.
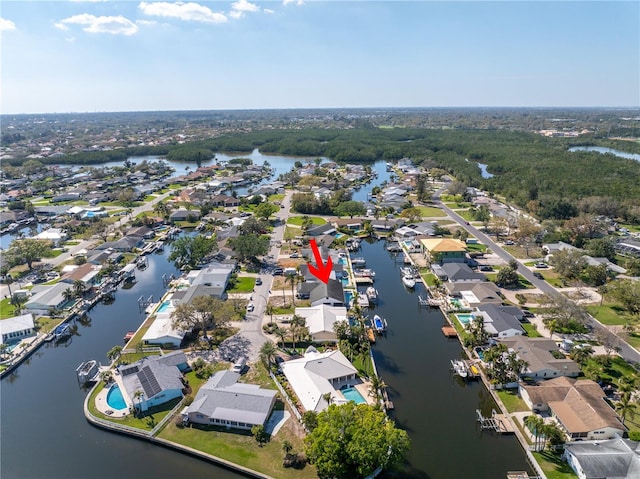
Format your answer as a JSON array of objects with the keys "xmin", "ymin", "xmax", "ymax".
[
  {"xmin": 568, "ymin": 145, "xmax": 640, "ymax": 162},
  {"xmin": 358, "ymin": 239, "xmax": 532, "ymax": 478},
  {"xmin": 0, "ymin": 248, "xmax": 244, "ymax": 479}
]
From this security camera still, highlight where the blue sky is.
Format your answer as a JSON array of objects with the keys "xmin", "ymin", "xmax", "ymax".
[{"xmin": 1, "ymin": 1, "xmax": 638, "ymax": 114}]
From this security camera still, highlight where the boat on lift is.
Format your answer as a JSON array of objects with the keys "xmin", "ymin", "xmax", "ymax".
[
  {"xmin": 372, "ymin": 314, "xmax": 387, "ymax": 333},
  {"xmin": 366, "ymin": 286, "xmax": 378, "ymax": 304}
]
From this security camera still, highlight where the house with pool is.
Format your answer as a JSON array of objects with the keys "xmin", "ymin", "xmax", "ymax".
[
  {"xmin": 281, "ymin": 347, "xmax": 371, "ymax": 413},
  {"xmin": 420, "ymin": 238, "xmax": 467, "ymax": 264},
  {"xmin": 117, "ymin": 352, "xmax": 188, "ymax": 413},
  {"xmin": 0, "ymin": 313, "xmax": 36, "ymax": 347},
  {"xmin": 498, "ymin": 337, "xmax": 581, "ymax": 379},
  {"xmin": 294, "ymin": 304, "xmax": 348, "ymax": 342}
]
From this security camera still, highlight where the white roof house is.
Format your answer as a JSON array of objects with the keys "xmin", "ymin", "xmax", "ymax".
[
  {"xmin": 281, "ymin": 348, "xmax": 358, "ymax": 413},
  {"xmin": 34, "ymin": 228, "xmax": 67, "ymax": 244},
  {"xmin": 187, "ymin": 262, "xmax": 235, "ymax": 290},
  {"xmin": 0, "ymin": 313, "xmax": 36, "ymax": 343},
  {"xmin": 142, "ymin": 311, "xmax": 185, "ymax": 347},
  {"xmin": 24, "ymin": 283, "xmax": 72, "ymax": 315},
  {"xmin": 294, "ymin": 305, "xmax": 347, "ymax": 342}
]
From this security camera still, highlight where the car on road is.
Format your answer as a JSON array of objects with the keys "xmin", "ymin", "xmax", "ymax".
[
  {"xmin": 255, "ymin": 278, "xmax": 262, "ymax": 286},
  {"xmin": 273, "ymin": 268, "xmax": 284, "ymax": 275},
  {"xmin": 246, "ymin": 303, "xmax": 255, "ymax": 312},
  {"xmin": 535, "ymin": 262, "xmax": 548, "ymax": 268}
]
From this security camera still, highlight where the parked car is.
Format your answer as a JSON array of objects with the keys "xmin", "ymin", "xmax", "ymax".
[
  {"xmin": 479, "ymin": 265, "xmax": 493, "ymax": 272},
  {"xmin": 246, "ymin": 303, "xmax": 255, "ymax": 312},
  {"xmin": 289, "ymin": 253, "xmax": 299, "ymax": 258},
  {"xmin": 273, "ymin": 268, "xmax": 284, "ymax": 275},
  {"xmin": 255, "ymin": 278, "xmax": 262, "ymax": 286},
  {"xmin": 231, "ymin": 357, "xmax": 247, "ymax": 374},
  {"xmin": 535, "ymin": 262, "xmax": 548, "ymax": 268},
  {"xmin": 504, "ymin": 240, "xmax": 515, "ymax": 245}
]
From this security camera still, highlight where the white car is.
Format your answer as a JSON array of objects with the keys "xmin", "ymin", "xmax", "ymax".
[{"xmin": 246, "ymin": 303, "xmax": 255, "ymax": 312}]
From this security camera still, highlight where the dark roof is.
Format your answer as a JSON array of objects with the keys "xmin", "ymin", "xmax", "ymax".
[
  {"xmin": 309, "ymin": 279, "xmax": 344, "ymax": 304},
  {"xmin": 441, "ymin": 263, "xmax": 487, "ymax": 281}
]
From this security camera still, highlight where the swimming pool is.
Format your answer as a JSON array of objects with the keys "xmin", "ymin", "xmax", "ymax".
[
  {"xmin": 341, "ymin": 386, "xmax": 367, "ymax": 405},
  {"xmin": 339, "ymin": 257, "xmax": 347, "ymax": 265},
  {"xmin": 455, "ymin": 313, "xmax": 475, "ymax": 326},
  {"xmin": 344, "ymin": 291, "xmax": 354, "ymax": 305},
  {"xmin": 156, "ymin": 300, "xmax": 172, "ymax": 313},
  {"xmin": 106, "ymin": 385, "xmax": 128, "ymax": 410}
]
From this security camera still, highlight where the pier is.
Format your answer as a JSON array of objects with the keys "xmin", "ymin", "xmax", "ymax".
[{"xmin": 476, "ymin": 409, "xmax": 515, "ymax": 434}]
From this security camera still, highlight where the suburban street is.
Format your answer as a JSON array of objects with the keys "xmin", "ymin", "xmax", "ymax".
[{"xmin": 433, "ymin": 187, "xmax": 640, "ymax": 364}]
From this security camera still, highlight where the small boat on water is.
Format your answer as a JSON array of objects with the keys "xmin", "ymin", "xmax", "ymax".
[
  {"xmin": 451, "ymin": 359, "xmax": 468, "ymax": 378},
  {"xmin": 386, "ymin": 242, "xmax": 402, "ymax": 252},
  {"xmin": 53, "ymin": 323, "xmax": 72, "ymax": 341},
  {"xmin": 351, "ymin": 257, "xmax": 366, "ymax": 267},
  {"xmin": 354, "ymin": 268, "xmax": 376, "ymax": 278},
  {"xmin": 357, "ymin": 294, "xmax": 370, "ymax": 308},
  {"xmin": 402, "ymin": 275, "xmax": 416, "ymax": 289},
  {"xmin": 366, "ymin": 286, "xmax": 378, "ymax": 304},
  {"xmin": 366, "ymin": 328, "xmax": 376, "ymax": 343},
  {"xmin": 372, "ymin": 314, "xmax": 387, "ymax": 333}
]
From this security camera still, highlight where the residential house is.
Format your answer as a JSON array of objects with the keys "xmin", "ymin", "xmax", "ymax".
[
  {"xmin": 443, "ymin": 282, "xmax": 503, "ymax": 306},
  {"xmin": 306, "ymin": 223, "xmax": 337, "ymax": 237},
  {"xmin": 294, "ymin": 304, "xmax": 348, "ymax": 342},
  {"xmin": 282, "ymin": 347, "xmax": 359, "ymax": 413},
  {"xmin": 59, "ymin": 263, "xmax": 102, "ymax": 290},
  {"xmin": 118, "ymin": 354, "xmax": 186, "ymax": 413},
  {"xmin": 564, "ymin": 437, "xmax": 640, "ymax": 479},
  {"xmin": 187, "ymin": 262, "xmax": 236, "ymax": 291},
  {"xmin": 183, "ymin": 370, "xmax": 277, "ymax": 430},
  {"xmin": 437, "ymin": 263, "xmax": 487, "ymax": 282},
  {"xmin": 420, "ymin": 238, "xmax": 467, "ymax": 264},
  {"xmin": 94, "ymin": 236, "xmax": 142, "ymax": 252},
  {"xmin": 24, "ymin": 282, "xmax": 74, "ymax": 316},
  {"xmin": 170, "ymin": 208, "xmax": 202, "ymax": 222},
  {"xmin": 333, "ymin": 218, "xmax": 364, "ymax": 231},
  {"xmin": 296, "ymin": 279, "xmax": 345, "ymax": 307},
  {"xmin": 499, "ymin": 337, "xmax": 582, "ymax": 380},
  {"xmin": 211, "ymin": 194, "xmax": 240, "ymax": 208},
  {"xmin": 34, "ymin": 228, "xmax": 67, "ymax": 246},
  {"xmin": 520, "ymin": 377, "xmax": 626, "ymax": 441},
  {"xmin": 0, "ymin": 313, "xmax": 36, "ymax": 344},
  {"xmin": 142, "ymin": 304, "xmax": 185, "ymax": 347},
  {"xmin": 475, "ymin": 303, "xmax": 525, "ymax": 338}
]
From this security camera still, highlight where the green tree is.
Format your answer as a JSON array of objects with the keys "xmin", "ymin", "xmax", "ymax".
[
  {"xmin": 304, "ymin": 402, "xmax": 410, "ymax": 479},
  {"xmin": 605, "ymin": 279, "xmax": 640, "ymax": 318},
  {"xmin": 228, "ymin": 234, "xmax": 270, "ymax": 262},
  {"xmin": 302, "ymin": 410, "xmax": 318, "ymax": 432},
  {"xmin": 10, "ymin": 294, "xmax": 27, "ymax": 315},
  {"xmin": 107, "ymin": 345, "xmax": 123, "ymax": 363},
  {"xmin": 399, "ymin": 207, "xmax": 422, "ymax": 223},
  {"xmin": 251, "ymin": 424, "xmax": 269, "ymax": 446},
  {"xmin": 6, "ymin": 238, "xmax": 52, "ymax": 270},
  {"xmin": 496, "ymin": 265, "xmax": 519, "ymax": 288},
  {"xmin": 254, "ymin": 202, "xmax": 279, "ymax": 220},
  {"xmin": 259, "ymin": 340, "xmax": 278, "ymax": 369},
  {"xmin": 171, "ymin": 295, "xmax": 230, "ymax": 340},
  {"xmin": 334, "ymin": 201, "xmax": 365, "ymax": 218},
  {"xmin": 524, "ymin": 415, "xmax": 546, "ymax": 452},
  {"xmin": 168, "ymin": 235, "xmax": 217, "ymax": 270},
  {"xmin": 549, "ymin": 249, "xmax": 587, "ymax": 280}
]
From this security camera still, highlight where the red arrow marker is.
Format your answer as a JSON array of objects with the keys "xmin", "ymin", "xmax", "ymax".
[{"xmin": 307, "ymin": 239, "xmax": 333, "ymax": 284}]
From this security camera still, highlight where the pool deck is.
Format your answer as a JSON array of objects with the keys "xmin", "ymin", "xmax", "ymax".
[{"xmin": 94, "ymin": 372, "xmax": 134, "ymax": 418}]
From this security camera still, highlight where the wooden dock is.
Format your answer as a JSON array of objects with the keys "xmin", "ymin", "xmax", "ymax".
[
  {"xmin": 441, "ymin": 325, "xmax": 457, "ymax": 338},
  {"xmin": 477, "ymin": 409, "xmax": 515, "ymax": 434}
]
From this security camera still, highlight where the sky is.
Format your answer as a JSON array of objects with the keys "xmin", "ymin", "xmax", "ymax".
[{"xmin": 1, "ymin": 1, "xmax": 638, "ymax": 114}]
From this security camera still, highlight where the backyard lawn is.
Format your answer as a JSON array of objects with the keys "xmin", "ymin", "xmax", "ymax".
[
  {"xmin": 522, "ymin": 323, "xmax": 542, "ymax": 338},
  {"xmin": 287, "ymin": 216, "xmax": 326, "ymax": 226},
  {"xmin": 496, "ymin": 389, "xmax": 529, "ymax": 412},
  {"xmin": 227, "ymin": 276, "xmax": 255, "ymax": 293},
  {"xmin": 532, "ymin": 452, "xmax": 578, "ymax": 479}
]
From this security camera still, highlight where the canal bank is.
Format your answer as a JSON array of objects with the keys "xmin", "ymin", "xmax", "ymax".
[{"xmin": 355, "ymin": 239, "xmax": 534, "ymax": 478}]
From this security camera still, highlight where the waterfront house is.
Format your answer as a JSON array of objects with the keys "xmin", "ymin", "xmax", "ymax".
[
  {"xmin": 95, "ymin": 236, "xmax": 143, "ymax": 252},
  {"xmin": 294, "ymin": 304, "xmax": 348, "ymax": 342},
  {"xmin": 141, "ymin": 310, "xmax": 185, "ymax": 347},
  {"xmin": 519, "ymin": 377, "xmax": 626, "ymax": 441},
  {"xmin": 438, "ymin": 263, "xmax": 487, "ymax": 282},
  {"xmin": 0, "ymin": 313, "xmax": 36, "ymax": 344},
  {"xmin": 420, "ymin": 238, "xmax": 467, "ymax": 264},
  {"xmin": 118, "ymin": 355, "xmax": 185, "ymax": 413},
  {"xmin": 306, "ymin": 223, "xmax": 337, "ymax": 237},
  {"xmin": 169, "ymin": 208, "xmax": 202, "ymax": 222},
  {"xmin": 298, "ymin": 279, "xmax": 345, "ymax": 307},
  {"xmin": 443, "ymin": 282, "xmax": 502, "ymax": 306},
  {"xmin": 333, "ymin": 218, "xmax": 364, "ymax": 231},
  {"xmin": 563, "ymin": 437, "xmax": 640, "ymax": 479},
  {"xmin": 183, "ymin": 370, "xmax": 277, "ymax": 430},
  {"xmin": 59, "ymin": 263, "xmax": 101, "ymax": 290},
  {"xmin": 498, "ymin": 337, "xmax": 581, "ymax": 379},
  {"xmin": 186, "ymin": 261, "xmax": 235, "ymax": 292},
  {"xmin": 24, "ymin": 283, "xmax": 72, "ymax": 316},
  {"xmin": 282, "ymin": 347, "xmax": 358, "ymax": 413},
  {"xmin": 475, "ymin": 303, "xmax": 525, "ymax": 338},
  {"xmin": 34, "ymin": 228, "xmax": 67, "ymax": 246}
]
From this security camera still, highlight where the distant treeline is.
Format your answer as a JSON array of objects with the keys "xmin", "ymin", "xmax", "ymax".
[{"xmin": 6, "ymin": 127, "xmax": 640, "ymax": 212}]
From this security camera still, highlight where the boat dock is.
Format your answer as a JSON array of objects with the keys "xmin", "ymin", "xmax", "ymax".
[
  {"xmin": 441, "ymin": 325, "xmax": 457, "ymax": 337},
  {"xmin": 476, "ymin": 409, "xmax": 515, "ymax": 434}
]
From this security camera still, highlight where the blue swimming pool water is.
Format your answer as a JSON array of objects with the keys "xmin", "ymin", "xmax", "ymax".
[
  {"xmin": 106, "ymin": 385, "xmax": 127, "ymax": 410},
  {"xmin": 341, "ymin": 386, "xmax": 367, "ymax": 405},
  {"xmin": 455, "ymin": 313, "xmax": 475, "ymax": 325},
  {"xmin": 344, "ymin": 291, "xmax": 354, "ymax": 305},
  {"xmin": 156, "ymin": 300, "xmax": 172, "ymax": 313},
  {"xmin": 339, "ymin": 257, "xmax": 347, "ymax": 265},
  {"xmin": 335, "ymin": 233, "xmax": 345, "ymax": 239}
]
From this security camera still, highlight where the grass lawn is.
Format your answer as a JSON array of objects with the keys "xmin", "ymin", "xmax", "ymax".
[
  {"xmin": 532, "ymin": 451, "xmax": 578, "ymax": 479},
  {"xmin": 496, "ymin": 389, "xmax": 529, "ymax": 412},
  {"xmin": 268, "ymin": 194, "xmax": 285, "ymax": 202},
  {"xmin": 466, "ymin": 243, "xmax": 487, "ymax": 253},
  {"xmin": 124, "ymin": 315, "xmax": 157, "ymax": 349},
  {"xmin": 0, "ymin": 298, "xmax": 21, "ymax": 319},
  {"xmin": 583, "ymin": 356, "xmax": 639, "ymax": 387},
  {"xmin": 522, "ymin": 323, "xmax": 542, "ymax": 338},
  {"xmin": 35, "ymin": 316, "xmax": 64, "ymax": 334},
  {"xmin": 456, "ymin": 210, "xmax": 475, "ymax": 221},
  {"xmin": 227, "ymin": 276, "xmax": 255, "ymax": 293},
  {"xmin": 417, "ymin": 206, "xmax": 446, "ymax": 217},
  {"xmin": 586, "ymin": 304, "xmax": 633, "ymax": 326},
  {"xmin": 352, "ymin": 353, "xmax": 374, "ymax": 377},
  {"xmin": 283, "ymin": 226, "xmax": 299, "ymax": 241},
  {"xmin": 287, "ymin": 216, "xmax": 326, "ymax": 226},
  {"xmin": 449, "ymin": 314, "xmax": 470, "ymax": 342}
]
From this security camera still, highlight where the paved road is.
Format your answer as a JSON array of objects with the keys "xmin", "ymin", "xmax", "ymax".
[{"xmin": 433, "ymin": 186, "xmax": 640, "ymax": 364}]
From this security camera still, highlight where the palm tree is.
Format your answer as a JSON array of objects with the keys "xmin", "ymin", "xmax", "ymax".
[
  {"xmin": 321, "ymin": 392, "xmax": 333, "ymax": 407},
  {"xmin": 259, "ymin": 340, "xmax": 278, "ymax": 369},
  {"xmin": 133, "ymin": 390, "xmax": 144, "ymax": 416},
  {"xmin": 616, "ymin": 392, "xmax": 637, "ymax": 425},
  {"xmin": 273, "ymin": 326, "xmax": 287, "ymax": 347},
  {"xmin": 285, "ymin": 272, "xmax": 298, "ymax": 307},
  {"xmin": 282, "ymin": 440, "xmax": 293, "ymax": 455},
  {"xmin": 524, "ymin": 415, "xmax": 546, "ymax": 452},
  {"xmin": 289, "ymin": 314, "xmax": 305, "ymax": 351},
  {"xmin": 265, "ymin": 304, "xmax": 276, "ymax": 324},
  {"xmin": 569, "ymin": 345, "xmax": 594, "ymax": 365},
  {"xmin": 107, "ymin": 345, "xmax": 123, "ymax": 363},
  {"xmin": 73, "ymin": 280, "xmax": 87, "ymax": 298},
  {"xmin": 62, "ymin": 287, "xmax": 75, "ymax": 306},
  {"xmin": 10, "ymin": 295, "xmax": 27, "ymax": 315},
  {"xmin": 368, "ymin": 374, "xmax": 387, "ymax": 406}
]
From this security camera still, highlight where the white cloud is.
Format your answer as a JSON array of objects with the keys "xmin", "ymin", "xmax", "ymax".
[
  {"xmin": 283, "ymin": 0, "xmax": 304, "ymax": 5},
  {"xmin": 230, "ymin": 0, "xmax": 259, "ymax": 18},
  {"xmin": 139, "ymin": 2, "xmax": 227, "ymax": 24},
  {"xmin": 56, "ymin": 14, "xmax": 139, "ymax": 35},
  {"xmin": 0, "ymin": 17, "xmax": 17, "ymax": 32},
  {"xmin": 263, "ymin": 8, "xmax": 275, "ymax": 14}
]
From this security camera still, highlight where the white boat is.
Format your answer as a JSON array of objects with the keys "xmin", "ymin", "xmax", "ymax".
[
  {"xmin": 351, "ymin": 257, "xmax": 366, "ymax": 267},
  {"xmin": 451, "ymin": 359, "xmax": 468, "ymax": 378},
  {"xmin": 53, "ymin": 323, "xmax": 72, "ymax": 341},
  {"xmin": 366, "ymin": 286, "xmax": 378, "ymax": 304},
  {"xmin": 402, "ymin": 275, "xmax": 416, "ymax": 289},
  {"xmin": 372, "ymin": 314, "xmax": 387, "ymax": 332},
  {"xmin": 354, "ymin": 268, "xmax": 376, "ymax": 278},
  {"xmin": 400, "ymin": 266, "xmax": 414, "ymax": 277},
  {"xmin": 357, "ymin": 294, "xmax": 370, "ymax": 308}
]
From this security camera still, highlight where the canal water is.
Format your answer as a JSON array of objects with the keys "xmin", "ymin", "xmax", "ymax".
[
  {"xmin": 0, "ymin": 249, "xmax": 244, "ymax": 479},
  {"xmin": 360, "ymin": 239, "xmax": 532, "ymax": 478}
]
